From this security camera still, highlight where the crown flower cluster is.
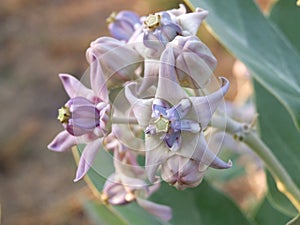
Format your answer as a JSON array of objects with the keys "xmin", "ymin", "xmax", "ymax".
[{"xmin": 48, "ymin": 4, "xmax": 231, "ymax": 221}]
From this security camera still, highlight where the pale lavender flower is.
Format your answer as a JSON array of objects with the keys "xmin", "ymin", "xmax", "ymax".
[
  {"xmin": 144, "ymin": 98, "xmax": 200, "ymax": 152},
  {"xmin": 125, "ymin": 70, "xmax": 232, "ymax": 186},
  {"xmin": 86, "ymin": 37, "xmax": 142, "ymax": 88},
  {"xmin": 48, "ymin": 55, "xmax": 110, "ymax": 182},
  {"xmin": 129, "ymin": 4, "xmax": 208, "ymax": 58},
  {"xmin": 101, "ymin": 173, "xmax": 172, "ymax": 221},
  {"xmin": 101, "ymin": 138, "xmax": 172, "ymax": 221},
  {"xmin": 106, "ymin": 11, "xmax": 141, "ymax": 42}
]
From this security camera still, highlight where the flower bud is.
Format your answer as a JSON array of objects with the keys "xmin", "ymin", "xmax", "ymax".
[
  {"xmin": 161, "ymin": 155, "xmax": 205, "ymax": 190},
  {"xmin": 86, "ymin": 37, "xmax": 142, "ymax": 88},
  {"xmin": 107, "ymin": 11, "xmax": 141, "ymax": 42},
  {"xmin": 162, "ymin": 35, "xmax": 217, "ymax": 88},
  {"xmin": 102, "ymin": 178, "xmax": 132, "ymax": 205}
]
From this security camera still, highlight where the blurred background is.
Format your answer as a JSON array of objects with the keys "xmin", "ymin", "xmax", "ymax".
[{"xmin": 0, "ymin": 0, "xmax": 272, "ymax": 224}]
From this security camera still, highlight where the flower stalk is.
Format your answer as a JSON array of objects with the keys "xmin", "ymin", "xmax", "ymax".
[{"xmin": 212, "ymin": 115, "xmax": 300, "ymax": 212}]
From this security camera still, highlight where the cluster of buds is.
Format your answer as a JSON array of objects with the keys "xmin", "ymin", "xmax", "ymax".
[{"xmin": 48, "ymin": 4, "xmax": 231, "ymax": 220}]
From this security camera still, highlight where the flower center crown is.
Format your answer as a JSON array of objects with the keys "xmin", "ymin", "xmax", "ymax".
[
  {"xmin": 106, "ymin": 11, "xmax": 117, "ymax": 24},
  {"xmin": 57, "ymin": 106, "xmax": 70, "ymax": 124},
  {"xmin": 154, "ymin": 115, "xmax": 170, "ymax": 133},
  {"xmin": 144, "ymin": 14, "xmax": 161, "ymax": 30}
]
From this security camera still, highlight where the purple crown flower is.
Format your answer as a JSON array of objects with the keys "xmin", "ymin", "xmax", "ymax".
[
  {"xmin": 128, "ymin": 4, "xmax": 209, "ymax": 59},
  {"xmin": 48, "ymin": 54, "xmax": 111, "ymax": 182},
  {"xmin": 125, "ymin": 74, "xmax": 232, "ymax": 186}
]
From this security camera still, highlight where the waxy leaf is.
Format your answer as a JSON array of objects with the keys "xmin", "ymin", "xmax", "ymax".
[
  {"xmin": 266, "ymin": 171, "xmax": 297, "ymax": 217},
  {"xmin": 84, "ymin": 201, "xmax": 170, "ymax": 225},
  {"xmin": 254, "ymin": 81, "xmax": 300, "ymax": 216},
  {"xmin": 185, "ymin": 0, "xmax": 300, "ymax": 130},
  {"xmin": 286, "ymin": 215, "xmax": 300, "ymax": 225},
  {"xmin": 254, "ymin": 196, "xmax": 291, "ymax": 225},
  {"xmin": 150, "ymin": 181, "xmax": 256, "ymax": 225},
  {"xmin": 269, "ymin": 0, "xmax": 300, "ymax": 54}
]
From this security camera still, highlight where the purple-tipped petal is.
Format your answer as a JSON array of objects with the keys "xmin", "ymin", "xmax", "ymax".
[
  {"xmin": 125, "ymin": 82, "xmax": 153, "ymax": 127},
  {"xmin": 209, "ymin": 158, "xmax": 232, "ymax": 169},
  {"xmin": 172, "ymin": 120, "xmax": 200, "ymax": 133},
  {"xmin": 190, "ymin": 77, "xmax": 229, "ymax": 128},
  {"xmin": 59, "ymin": 73, "xmax": 92, "ymax": 98},
  {"xmin": 48, "ymin": 130, "xmax": 77, "ymax": 152},
  {"xmin": 177, "ymin": 8, "xmax": 208, "ymax": 35},
  {"xmin": 163, "ymin": 131, "xmax": 181, "ymax": 152},
  {"xmin": 166, "ymin": 98, "xmax": 191, "ymax": 120},
  {"xmin": 74, "ymin": 139, "xmax": 102, "ymax": 182},
  {"xmin": 136, "ymin": 198, "xmax": 172, "ymax": 221},
  {"xmin": 152, "ymin": 99, "xmax": 169, "ymax": 117}
]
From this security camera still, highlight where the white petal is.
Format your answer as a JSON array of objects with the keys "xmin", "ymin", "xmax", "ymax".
[
  {"xmin": 177, "ymin": 9, "xmax": 208, "ymax": 35},
  {"xmin": 189, "ymin": 77, "xmax": 229, "ymax": 128},
  {"xmin": 156, "ymin": 47, "xmax": 187, "ymax": 105},
  {"xmin": 177, "ymin": 52, "xmax": 213, "ymax": 88},
  {"xmin": 145, "ymin": 135, "xmax": 171, "ymax": 182},
  {"xmin": 137, "ymin": 59, "xmax": 159, "ymax": 95},
  {"xmin": 125, "ymin": 82, "xmax": 153, "ymax": 127}
]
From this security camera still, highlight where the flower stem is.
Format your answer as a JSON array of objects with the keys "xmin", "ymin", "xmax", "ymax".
[
  {"xmin": 212, "ymin": 115, "xmax": 300, "ymax": 212},
  {"xmin": 112, "ymin": 116, "xmax": 138, "ymax": 124}
]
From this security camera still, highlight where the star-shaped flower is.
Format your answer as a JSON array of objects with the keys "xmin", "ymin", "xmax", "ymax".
[{"xmin": 125, "ymin": 65, "xmax": 232, "ymax": 187}]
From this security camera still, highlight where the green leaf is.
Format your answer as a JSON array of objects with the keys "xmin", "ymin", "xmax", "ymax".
[
  {"xmin": 286, "ymin": 215, "xmax": 300, "ymax": 225},
  {"xmin": 84, "ymin": 201, "xmax": 129, "ymax": 225},
  {"xmin": 254, "ymin": 196, "xmax": 291, "ymax": 225},
  {"xmin": 269, "ymin": 0, "xmax": 300, "ymax": 54},
  {"xmin": 253, "ymin": 80, "xmax": 300, "ymax": 215},
  {"xmin": 185, "ymin": 0, "xmax": 300, "ymax": 130},
  {"xmin": 114, "ymin": 203, "xmax": 171, "ymax": 225},
  {"xmin": 150, "ymin": 181, "xmax": 256, "ymax": 225},
  {"xmin": 266, "ymin": 171, "xmax": 297, "ymax": 217},
  {"xmin": 84, "ymin": 200, "xmax": 170, "ymax": 225}
]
